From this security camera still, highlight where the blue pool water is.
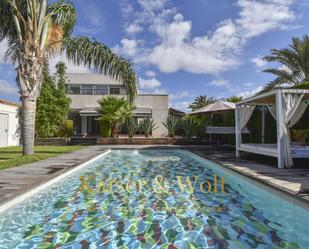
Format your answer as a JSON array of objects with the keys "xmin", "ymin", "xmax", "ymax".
[{"xmin": 0, "ymin": 149, "xmax": 308, "ymax": 248}]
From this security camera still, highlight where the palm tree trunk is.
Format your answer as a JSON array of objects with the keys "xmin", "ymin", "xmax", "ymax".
[
  {"xmin": 21, "ymin": 97, "xmax": 37, "ymax": 155},
  {"xmin": 18, "ymin": 45, "xmax": 44, "ymax": 155}
]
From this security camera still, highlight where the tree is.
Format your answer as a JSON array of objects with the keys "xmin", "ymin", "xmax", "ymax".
[
  {"xmin": 225, "ymin": 96, "xmax": 243, "ymax": 103},
  {"xmin": 96, "ymin": 97, "xmax": 135, "ymax": 138},
  {"xmin": 188, "ymin": 95, "xmax": 216, "ymax": 111},
  {"xmin": 36, "ymin": 61, "xmax": 70, "ymax": 137},
  {"xmin": 0, "ymin": 0, "xmax": 137, "ymax": 154},
  {"xmin": 262, "ymin": 35, "xmax": 309, "ymax": 92}
]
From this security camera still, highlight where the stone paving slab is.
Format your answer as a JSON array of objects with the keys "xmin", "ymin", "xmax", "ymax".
[{"xmin": 0, "ymin": 146, "xmax": 107, "ymax": 206}]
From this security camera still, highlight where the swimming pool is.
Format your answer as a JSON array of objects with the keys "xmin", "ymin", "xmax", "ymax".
[{"xmin": 0, "ymin": 149, "xmax": 308, "ymax": 248}]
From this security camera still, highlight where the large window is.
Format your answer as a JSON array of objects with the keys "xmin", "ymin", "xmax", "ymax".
[
  {"xmin": 67, "ymin": 84, "xmax": 81, "ymax": 94},
  {"xmin": 66, "ymin": 84, "xmax": 126, "ymax": 95},
  {"xmin": 80, "ymin": 84, "xmax": 94, "ymax": 94},
  {"xmin": 110, "ymin": 87, "xmax": 120, "ymax": 95},
  {"xmin": 95, "ymin": 85, "xmax": 108, "ymax": 95}
]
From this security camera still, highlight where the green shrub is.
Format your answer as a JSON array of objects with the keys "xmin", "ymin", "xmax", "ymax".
[
  {"xmin": 291, "ymin": 129, "xmax": 309, "ymax": 144},
  {"xmin": 124, "ymin": 118, "xmax": 139, "ymax": 138},
  {"xmin": 100, "ymin": 120, "xmax": 111, "ymax": 138},
  {"xmin": 180, "ymin": 116, "xmax": 200, "ymax": 139},
  {"xmin": 140, "ymin": 117, "xmax": 157, "ymax": 137},
  {"xmin": 56, "ymin": 120, "xmax": 73, "ymax": 137},
  {"xmin": 163, "ymin": 115, "xmax": 179, "ymax": 138}
]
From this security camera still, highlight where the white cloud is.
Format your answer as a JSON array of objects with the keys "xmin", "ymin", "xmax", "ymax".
[
  {"xmin": 145, "ymin": 70, "xmax": 156, "ymax": 77},
  {"xmin": 114, "ymin": 39, "xmax": 140, "ymax": 57},
  {"xmin": 138, "ymin": 77, "xmax": 162, "ymax": 89},
  {"xmin": 126, "ymin": 23, "xmax": 143, "ymax": 34},
  {"xmin": 119, "ymin": 0, "xmax": 297, "ymax": 75},
  {"xmin": 251, "ymin": 55, "xmax": 268, "ymax": 68},
  {"xmin": 169, "ymin": 90, "xmax": 190, "ymax": 101},
  {"xmin": 238, "ymin": 86, "xmax": 264, "ymax": 98},
  {"xmin": 170, "ymin": 100, "xmax": 191, "ymax": 112},
  {"xmin": 0, "ymin": 79, "xmax": 18, "ymax": 96},
  {"xmin": 0, "ymin": 41, "xmax": 8, "ymax": 63},
  {"xmin": 243, "ymin": 82, "xmax": 253, "ymax": 87},
  {"xmin": 49, "ymin": 53, "xmax": 92, "ymax": 74},
  {"xmin": 209, "ymin": 79, "xmax": 230, "ymax": 87}
]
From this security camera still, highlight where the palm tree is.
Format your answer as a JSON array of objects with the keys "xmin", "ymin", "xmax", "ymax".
[
  {"xmin": 0, "ymin": 0, "xmax": 137, "ymax": 154},
  {"xmin": 225, "ymin": 96, "xmax": 243, "ymax": 103},
  {"xmin": 262, "ymin": 35, "xmax": 309, "ymax": 92},
  {"xmin": 96, "ymin": 97, "xmax": 135, "ymax": 138},
  {"xmin": 188, "ymin": 95, "xmax": 215, "ymax": 111}
]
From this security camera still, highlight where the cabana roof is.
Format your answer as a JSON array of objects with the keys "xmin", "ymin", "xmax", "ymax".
[{"xmin": 237, "ymin": 89, "xmax": 309, "ymax": 105}]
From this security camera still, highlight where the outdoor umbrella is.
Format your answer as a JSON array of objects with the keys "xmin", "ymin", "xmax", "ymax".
[{"xmin": 189, "ymin": 100, "xmax": 236, "ymax": 145}]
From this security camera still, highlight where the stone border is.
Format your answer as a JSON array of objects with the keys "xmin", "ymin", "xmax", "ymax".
[{"xmin": 0, "ymin": 149, "xmax": 111, "ymax": 214}]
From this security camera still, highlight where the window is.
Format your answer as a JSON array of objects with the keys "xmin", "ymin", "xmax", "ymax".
[
  {"xmin": 110, "ymin": 87, "xmax": 120, "ymax": 95},
  {"xmin": 80, "ymin": 84, "xmax": 94, "ymax": 94},
  {"xmin": 67, "ymin": 84, "xmax": 80, "ymax": 94},
  {"xmin": 95, "ymin": 85, "xmax": 108, "ymax": 95}
]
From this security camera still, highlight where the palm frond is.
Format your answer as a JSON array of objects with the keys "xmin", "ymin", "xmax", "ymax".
[
  {"xmin": 48, "ymin": 0, "xmax": 76, "ymax": 36},
  {"xmin": 262, "ymin": 35, "xmax": 309, "ymax": 91},
  {"xmin": 63, "ymin": 36, "xmax": 137, "ymax": 101}
]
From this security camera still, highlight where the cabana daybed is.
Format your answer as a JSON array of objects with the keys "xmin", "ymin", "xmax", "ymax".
[{"xmin": 235, "ymin": 89, "xmax": 309, "ymax": 168}]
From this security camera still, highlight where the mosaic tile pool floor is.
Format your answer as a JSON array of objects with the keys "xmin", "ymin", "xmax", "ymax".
[{"xmin": 0, "ymin": 150, "xmax": 308, "ymax": 248}]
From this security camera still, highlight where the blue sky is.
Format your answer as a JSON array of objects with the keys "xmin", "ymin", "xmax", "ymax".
[{"xmin": 1, "ymin": 0, "xmax": 309, "ymax": 111}]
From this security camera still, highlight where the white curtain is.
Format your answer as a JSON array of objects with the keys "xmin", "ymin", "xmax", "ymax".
[
  {"xmin": 267, "ymin": 101, "xmax": 308, "ymax": 127},
  {"xmin": 280, "ymin": 93, "xmax": 305, "ymax": 168},
  {"xmin": 237, "ymin": 105, "xmax": 255, "ymax": 143},
  {"xmin": 288, "ymin": 100, "xmax": 308, "ymax": 128},
  {"xmin": 267, "ymin": 105, "xmax": 276, "ymax": 120}
]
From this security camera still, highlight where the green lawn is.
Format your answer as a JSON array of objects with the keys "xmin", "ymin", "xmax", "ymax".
[{"xmin": 0, "ymin": 146, "xmax": 85, "ymax": 170}]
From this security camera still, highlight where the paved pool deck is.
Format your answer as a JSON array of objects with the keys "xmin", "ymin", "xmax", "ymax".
[{"xmin": 0, "ymin": 145, "xmax": 308, "ymax": 209}]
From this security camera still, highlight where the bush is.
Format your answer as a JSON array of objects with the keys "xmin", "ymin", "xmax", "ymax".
[
  {"xmin": 100, "ymin": 120, "xmax": 111, "ymax": 138},
  {"xmin": 124, "ymin": 118, "xmax": 139, "ymax": 138},
  {"xmin": 163, "ymin": 115, "xmax": 179, "ymax": 138},
  {"xmin": 56, "ymin": 120, "xmax": 73, "ymax": 137},
  {"xmin": 140, "ymin": 117, "xmax": 157, "ymax": 137},
  {"xmin": 180, "ymin": 116, "xmax": 200, "ymax": 139},
  {"xmin": 291, "ymin": 129, "xmax": 309, "ymax": 144}
]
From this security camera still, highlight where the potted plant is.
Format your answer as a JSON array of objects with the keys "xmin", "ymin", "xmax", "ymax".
[
  {"xmin": 124, "ymin": 117, "xmax": 139, "ymax": 138},
  {"xmin": 163, "ymin": 115, "xmax": 179, "ymax": 138},
  {"xmin": 140, "ymin": 117, "xmax": 157, "ymax": 137},
  {"xmin": 180, "ymin": 116, "xmax": 199, "ymax": 139}
]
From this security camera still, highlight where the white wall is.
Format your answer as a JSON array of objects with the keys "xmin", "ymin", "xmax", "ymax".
[
  {"xmin": 0, "ymin": 103, "xmax": 20, "ymax": 147},
  {"xmin": 135, "ymin": 95, "xmax": 168, "ymax": 137},
  {"xmin": 67, "ymin": 94, "xmax": 169, "ymax": 137}
]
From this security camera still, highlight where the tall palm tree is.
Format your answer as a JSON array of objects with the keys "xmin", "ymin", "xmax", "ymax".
[
  {"xmin": 262, "ymin": 35, "xmax": 309, "ymax": 92},
  {"xmin": 188, "ymin": 95, "xmax": 215, "ymax": 111},
  {"xmin": 96, "ymin": 96, "xmax": 135, "ymax": 138},
  {"xmin": 0, "ymin": 0, "xmax": 137, "ymax": 154}
]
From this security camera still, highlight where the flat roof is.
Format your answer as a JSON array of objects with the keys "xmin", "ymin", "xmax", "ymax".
[
  {"xmin": 0, "ymin": 99, "xmax": 21, "ymax": 107},
  {"xmin": 66, "ymin": 73, "xmax": 123, "ymax": 85}
]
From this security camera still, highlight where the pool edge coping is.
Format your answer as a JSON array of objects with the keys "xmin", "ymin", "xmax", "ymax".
[
  {"xmin": 188, "ymin": 150, "xmax": 309, "ymax": 211},
  {"xmin": 0, "ymin": 149, "xmax": 111, "ymax": 214}
]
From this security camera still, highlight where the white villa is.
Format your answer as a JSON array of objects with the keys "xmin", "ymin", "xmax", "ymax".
[
  {"xmin": 66, "ymin": 73, "xmax": 169, "ymax": 137},
  {"xmin": 0, "ymin": 99, "xmax": 20, "ymax": 147}
]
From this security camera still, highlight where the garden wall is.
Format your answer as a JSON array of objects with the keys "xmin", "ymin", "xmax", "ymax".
[{"xmin": 34, "ymin": 138, "xmax": 70, "ymax": 146}]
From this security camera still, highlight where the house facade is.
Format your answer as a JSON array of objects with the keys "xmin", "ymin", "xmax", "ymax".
[
  {"xmin": 0, "ymin": 99, "xmax": 20, "ymax": 147},
  {"xmin": 66, "ymin": 73, "xmax": 169, "ymax": 137}
]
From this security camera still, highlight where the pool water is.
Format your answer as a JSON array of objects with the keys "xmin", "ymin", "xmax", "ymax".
[{"xmin": 0, "ymin": 150, "xmax": 308, "ymax": 248}]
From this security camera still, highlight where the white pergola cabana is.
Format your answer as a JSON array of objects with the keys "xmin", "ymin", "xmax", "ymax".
[{"xmin": 235, "ymin": 89, "xmax": 309, "ymax": 169}]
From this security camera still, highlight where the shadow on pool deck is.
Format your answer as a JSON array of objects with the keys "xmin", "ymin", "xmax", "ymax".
[
  {"xmin": 185, "ymin": 145, "xmax": 309, "ymax": 202},
  {"xmin": 0, "ymin": 145, "xmax": 308, "ymax": 209}
]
